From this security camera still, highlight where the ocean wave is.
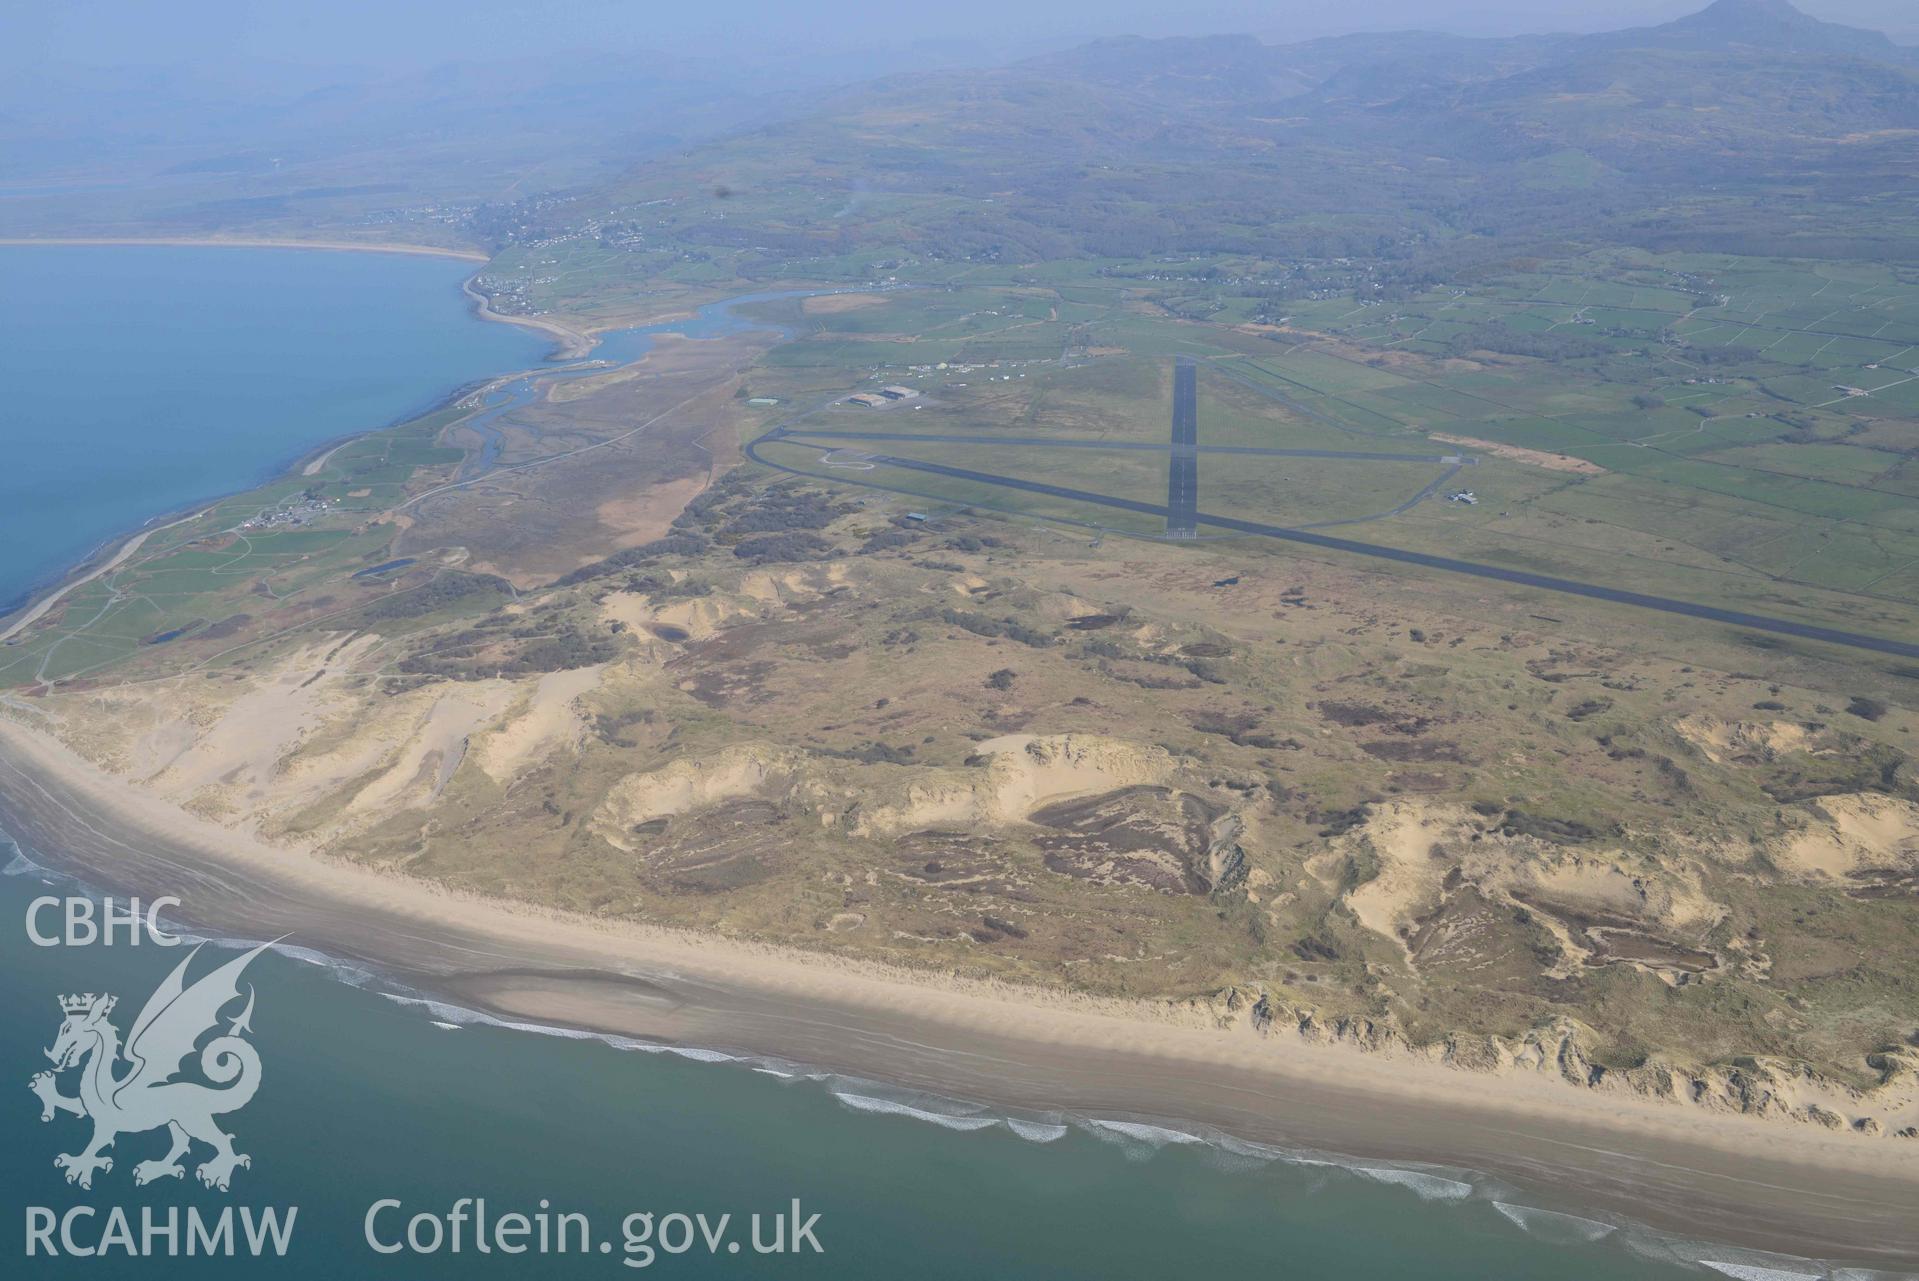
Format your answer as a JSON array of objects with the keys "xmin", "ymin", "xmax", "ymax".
[
  {"xmin": 1207, "ymin": 1132, "xmax": 1290, "ymax": 1163},
  {"xmin": 1350, "ymin": 1166, "xmax": 1475, "ymax": 1201},
  {"xmin": 1039, "ymin": 1116, "xmax": 1482, "ymax": 1202},
  {"xmin": 1191, "ymin": 1131, "xmax": 1299, "ymax": 1175},
  {"xmin": 381, "ymin": 991, "xmax": 642, "ymax": 1044},
  {"xmin": 1493, "ymin": 1202, "xmax": 1617, "ymax": 1243},
  {"xmin": 1487, "ymin": 1191, "xmax": 1861, "ymax": 1281},
  {"xmin": 1697, "ymin": 1263, "xmax": 1824, "ymax": 1281},
  {"xmin": 652, "ymin": 1045, "xmax": 744, "ymax": 1065},
  {"xmin": 820, "ymin": 1084, "xmax": 1077, "ymax": 1145},
  {"xmin": 1084, "ymin": 1118, "xmax": 1207, "ymax": 1147},
  {"xmin": 1003, "ymin": 1112, "xmax": 1488, "ymax": 1203},
  {"xmin": 832, "ymin": 1091, "xmax": 999, "ymax": 1132},
  {"xmin": 247, "ymin": 938, "xmax": 383, "ymax": 988},
  {"xmin": 376, "ymin": 990, "xmax": 746, "ymax": 1064},
  {"xmin": 1615, "ymin": 1231, "xmax": 1858, "ymax": 1281},
  {"xmin": 1080, "ymin": 1118, "xmax": 1211, "ymax": 1163},
  {"xmin": 2, "ymin": 830, "xmax": 53, "ymax": 878},
  {"xmin": 1005, "ymin": 1119, "xmax": 1070, "ymax": 1143}
]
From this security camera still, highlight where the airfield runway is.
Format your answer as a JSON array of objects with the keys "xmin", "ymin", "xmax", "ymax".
[
  {"xmin": 1167, "ymin": 358, "xmax": 1199, "ymax": 537},
  {"xmin": 770, "ymin": 428, "xmax": 1454, "ymax": 463}
]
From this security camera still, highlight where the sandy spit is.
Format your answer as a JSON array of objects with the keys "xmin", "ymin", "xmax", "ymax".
[
  {"xmin": 460, "ymin": 274, "xmax": 594, "ymax": 359},
  {"xmin": 0, "ymin": 236, "xmax": 487, "ymax": 261},
  {"xmin": 0, "ymin": 718, "xmax": 1913, "ymax": 1266}
]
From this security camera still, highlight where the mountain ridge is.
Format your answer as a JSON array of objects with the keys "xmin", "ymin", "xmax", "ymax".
[{"xmin": 1032, "ymin": 0, "xmax": 1912, "ymax": 103}]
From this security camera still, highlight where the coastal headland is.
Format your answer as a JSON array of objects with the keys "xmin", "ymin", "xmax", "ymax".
[{"xmin": 460, "ymin": 272, "xmax": 596, "ymax": 359}]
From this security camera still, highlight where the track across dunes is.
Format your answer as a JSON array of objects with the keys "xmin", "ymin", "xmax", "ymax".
[{"xmin": 745, "ymin": 439, "xmax": 1919, "ymax": 658}]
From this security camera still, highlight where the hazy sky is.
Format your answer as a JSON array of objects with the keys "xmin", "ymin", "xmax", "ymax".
[{"xmin": 8, "ymin": 0, "xmax": 1915, "ymax": 78}]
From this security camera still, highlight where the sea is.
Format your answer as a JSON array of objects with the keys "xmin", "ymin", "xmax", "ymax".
[
  {"xmin": 0, "ymin": 244, "xmax": 1855, "ymax": 1279},
  {"xmin": 0, "ymin": 245, "xmax": 546, "ymax": 614}
]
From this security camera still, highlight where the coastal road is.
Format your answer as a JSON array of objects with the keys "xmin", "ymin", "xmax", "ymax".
[
  {"xmin": 742, "ymin": 435, "xmax": 1919, "ymax": 660},
  {"xmin": 1167, "ymin": 358, "xmax": 1199, "ymax": 538}
]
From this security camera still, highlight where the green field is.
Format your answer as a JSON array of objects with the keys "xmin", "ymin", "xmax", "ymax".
[
  {"xmin": 0, "ymin": 407, "xmax": 484, "ymax": 687},
  {"xmin": 731, "ymin": 250, "xmax": 1919, "ymax": 647}
]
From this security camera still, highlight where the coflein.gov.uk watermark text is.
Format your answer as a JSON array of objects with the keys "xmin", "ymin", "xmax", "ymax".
[
  {"xmin": 366, "ymin": 1197, "xmax": 824, "ymax": 1268},
  {"xmin": 27, "ymin": 1198, "xmax": 823, "ymax": 1268}
]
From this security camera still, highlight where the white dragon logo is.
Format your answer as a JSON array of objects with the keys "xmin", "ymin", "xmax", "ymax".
[{"xmin": 28, "ymin": 940, "xmax": 271, "ymax": 1191}]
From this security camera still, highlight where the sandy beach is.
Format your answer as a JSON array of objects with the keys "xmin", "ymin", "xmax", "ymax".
[
  {"xmin": 0, "ymin": 717, "xmax": 1913, "ymax": 1267},
  {"xmin": 461, "ymin": 274, "xmax": 595, "ymax": 359},
  {"xmin": 0, "ymin": 236, "xmax": 486, "ymax": 261}
]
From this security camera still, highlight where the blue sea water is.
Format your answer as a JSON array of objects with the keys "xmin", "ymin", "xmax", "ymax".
[
  {"xmin": 0, "ymin": 247, "xmax": 1846, "ymax": 1279},
  {"xmin": 0, "ymin": 245, "xmax": 546, "ymax": 613}
]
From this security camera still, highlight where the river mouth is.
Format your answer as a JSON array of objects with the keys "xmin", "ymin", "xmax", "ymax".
[{"xmin": 449, "ymin": 287, "xmax": 860, "ymax": 484}]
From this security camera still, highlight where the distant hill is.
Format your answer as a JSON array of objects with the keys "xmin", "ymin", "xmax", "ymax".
[
  {"xmin": 8, "ymin": 0, "xmax": 1913, "ymax": 263},
  {"xmin": 1037, "ymin": 0, "xmax": 1912, "ymax": 103},
  {"xmin": 975, "ymin": 0, "xmax": 1919, "ymax": 194},
  {"xmin": 547, "ymin": 0, "xmax": 1918, "ymax": 275},
  {"xmin": 1602, "ymin": 0, "xmax": 1912, "ymax": 60}
]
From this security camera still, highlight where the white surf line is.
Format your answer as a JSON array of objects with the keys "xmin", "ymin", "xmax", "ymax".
[{"xmin": 0, "ymin": 508, "xmax": 208, "ymax": 645}]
